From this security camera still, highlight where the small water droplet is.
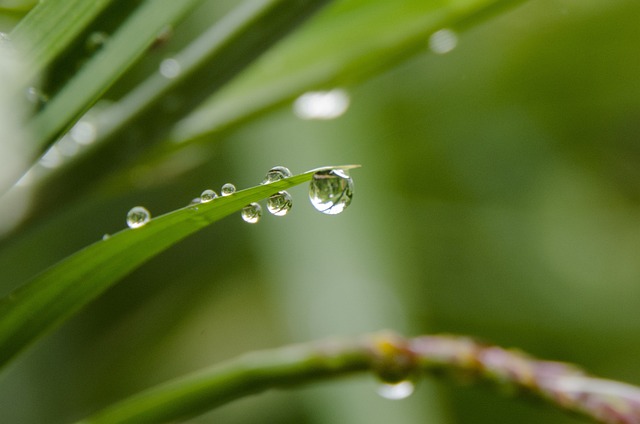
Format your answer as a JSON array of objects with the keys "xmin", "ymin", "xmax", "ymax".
[
  {"xmin": 57, "ymin": 136, "xmax": 80, "ymax": 157},
  {"xmin": 25, "ymin": 86, "xmax": 48, "ymax": 107},
  {"xmin": 293, "ymin": 89, "xmax": 350, "ymax": 120},
  {"xmin": 261, "ymin": 166, "xmax": 292, "ymax": 184},
  {"xmin": 70, "ymin": 120, "xmax": 97, "ymax": 145},
  {"xmin": 221, "ymin": 183, "xmax": 236, "ymax": 196},
  {"xmin": 126, "ymin": 206, "xmax": 151, "ymax": 229},
  {"xmin": 241, "ymin": 203, "xmax": 262, "ymax": 224},
  {"xmin": 200, "ymin": 189, "xmax": 218, "ymax": 203},
  {"xmin": 39, "ymin": 146, "xmax": 63, "ymax": 169},
  {"xmin": 267, "ymin": 191, "xmax": 293, "ymax": 216},
  {"xmin": 102, "ymin": 234, "xmax": 110, "ymax": 240},
  {"xmin": 429, "ymin": 29, "xmax": 458, "ymax": 54},
  {"xmin": 159, "ymin": 58, "xmax": 181, "ymax": 79},
  {"xmin": 377, "ymin": 381, "xmax": 415, "ymax": 400},
  {"xmin": 308, "ymin": 169, "xmax": 354, "ymax": 215},
  {"xmin": 86, "ymin": 31, "xmax": 109, "ymax": 52},
  {"xmin": 189, "ymin": 197, "xmax": 201, "ymax": 205}
]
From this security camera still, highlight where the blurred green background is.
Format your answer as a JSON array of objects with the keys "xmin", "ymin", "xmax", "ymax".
[{"xmin": 1, "ymin": 0, "xmax": 640, "ymax": 422}]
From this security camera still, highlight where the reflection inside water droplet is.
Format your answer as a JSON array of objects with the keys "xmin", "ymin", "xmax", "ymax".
[
  {"xmin": 293, "ymin": 89, "xmax": 350, "ymax": 120},
  {"xmin": 261, "ymin": 166, "xmax": 292, "ymax": 184},
  {"xmin": 241, "ymin": 203, "xmax": 262, "ymax": 224},
  {"xmin": 126, "ymin": 206, "xmax": 151, "ymax": 228},
  {"xmin": 377, "ymin": 381, "xmax": 415, "ymax": 400},
  {"xmin": 308, "ymin": 169, "xmax": 353, "ymax": 215},
  {"xmin": 159, "ymin": 58, "xmax": 181, "ymax": 78},
  {"xmin": 429, "ymin": 29, "xmax": 458, "ymax": 54},
  {"xmin": 267, "ymin": 191, "xmax": 293, "ymax": 216},
  {"xmin": 221, "ymin": 183, "xmax": 236, "ymax": 196},
  {"xmin": 200, "ymin": 189, "xmax": 217, "ymax": 203}
]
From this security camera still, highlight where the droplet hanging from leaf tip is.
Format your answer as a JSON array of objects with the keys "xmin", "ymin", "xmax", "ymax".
[
  {"xmin": 376, "ymin": 380, "xmax": 415, "ymax": 400},
  {"xmin": 267, "ymin": 191, "xmax": 293, "ymax": 216},
  {"xmin": 308, "ymin": 169, "xmax": 354, "ymax": 215}
]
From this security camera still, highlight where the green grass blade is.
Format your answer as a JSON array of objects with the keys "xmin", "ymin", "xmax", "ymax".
[
  {"xmin": 8, "ymin": 0, "xmax": 332, "ymax": 233},
  {"xmin": 173, "ymin": 0, "xmax": 526, "ymax": 144},
  {"xmin": 9, "ymin": 0, "xmax": 114, "ymax": 84},
  {"xmin": 28, "ymin": 0, "xmax": 203, "ymax": 154},
  {"xmin": 0, "ymin": 166, "xmax": 353, "ymax": 369}
]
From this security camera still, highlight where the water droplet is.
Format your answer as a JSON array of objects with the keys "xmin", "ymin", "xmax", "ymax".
[
  {"xmin": 70, "ymin": 120, "xmax": 97, "ymax": 145},
  {"xmin": 241, "ymin": 203, "xmax": 262, "ymax": 224},
  {"xmin": 293, "ymin": 89, "xmax": 350, "ymax": 120},
  {"xmin": 429, "ymin": 29, "xmax": 458, "ymax": 55},
  {"xmin": 25, "ymin": 86, "xmax": 48, "ymax": 107},
  {"xmin": 267, "ymin": 191, "xmax": 293, "ymax": 216},
  {"xmin": 159, "ymin": 58, "xmax": 181, "ymax": 79},
  {"xmin": 57, "ymin": 136, "xmax": 80, "ymax": 157},
  {"xmin": 102, "ymin": 234, "xmax": 110, "ymax": 240},
  {"xmin": 86, "ymin": 31, "xmax": 109, "ymax": 52},
  {"xmin": 189, "ymin": 197, "xmax": 201, "ymax": 205},
  {"xmin": 221, "ymin": 183, "xmax": 236, "ymax": 196},
  {"xmin": 126, "ymin": 206, "xmax": 151, "ymax": 229},
  {"xmin": 200, "ymin": 189, "xmax": 217, "ymax": 203},
  {"xmin": 308, "ymin": 169, "xmax": 354, "ymax": 215},
  {"xmin": 39, "ymin": 146, "xmax": 63, "ymax": 169},
  {"xmin": 261, "ymin": 166, "xmax": 292, "ymax": 184},
  {"xmin": 377, "ymin": 381, "xmax": 415, "ymax": 400}
]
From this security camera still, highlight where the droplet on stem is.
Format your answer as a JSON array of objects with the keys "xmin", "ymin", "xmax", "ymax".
[
  {"xmin": 267, "ymin": 191, "xmax": 293, "ymax": 216},
  {"xmin": 221, "ymin": 183, "xmax": 236, "ymax": 196},
  {"xmin": 126, "ymin": 206, "xmax": 151, "ymax": 228},
  {"xmin": 376, "ymin": 381, "xmax": 415, "ymax": 400},
  {"xmin": 261, "ymin": 166, "xmax": 292, "ymax": 184},
  {"xmin": 241, "ymin": 203, "xmax": 262, "ymax": 224},
  {"xmin": 308, "ymin": 169, "xmax": 354, "ymax": 215},
  {"xmin": 159, "ymin": 58, "xmax": 181, "ymax": 79},
  {"xmin": 200, "ymin": 189, "xmax": 218, "ymax": 203}
]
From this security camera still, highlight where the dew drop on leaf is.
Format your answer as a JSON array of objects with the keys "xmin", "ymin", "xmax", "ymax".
[
  {"xmin": 428, "ymin": 29, "xmax": 458, "ymax": 54},
  {"xmin": 376, "ymin": 381, "xmax": 415, "ymax": 400},
  {"xmin": 267, "ymin": 191, "xmax": 293, "ymax": 216},
  {"xmin": 308, "ymin": 169, "xmax": 353, "ymax": 215},
  {"xmin": 159, "ymin": 58, "xmax": 181, "ymax": 79},
  {"xmin": 261, "ymin": 166, "xmax": 292, "ymax": 184},
  {"xmin": 241, "ymin": 203, "xmax": 262, "ymax": 224},
  {"xmin": 126, "ymin": 206, "xmax": 151, "ymax": 229},
  {"xmin": 200, "ymin": 189, "xmax": 218, "ymax": 203},
  {"xmin": 86, "ymin": 31, "xmax": 108, "ymax": 52},
  {"xmin": 221, "ymin": 183, "xmax": 236, "ymax": 196}
]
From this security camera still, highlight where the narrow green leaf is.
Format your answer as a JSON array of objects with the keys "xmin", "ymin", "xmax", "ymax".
[
  {"xmin": 9, "ymin": 0, "xmax": 332, "ymax": 233},
  {"xmin": 9, "ymin": 0, "xmax": 114, "ymax": 83},
  {"xmin": 28, "ymin": 0, "xmax": 203, "ymax": 153},
  {"xmin": 0, "ymin": 166, "xmax": 355, "ymax": 369},
  {"xmin": 172, "ymin": 0, "xmax": 526, "ymax": 143}
]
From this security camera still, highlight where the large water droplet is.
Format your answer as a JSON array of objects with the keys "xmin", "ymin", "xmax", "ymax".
[
  {"xmin": 376, "ymin": 381, "xmax": 415, "ymax": 400},
  {"xmin": 308, "ymin": 169, "xmax": 353, "ymax": 215},
  {"xmin": 159, "ymin": 58, "xmax": 181, "ymax": 79},
  {"xmin": 126, "ymin": 206, "xmax": 151, "ymax": 228},
  {"xmin": 221, "ymin": 183, "xmax": 236, "ymax": 196},
  {"xmin": 261, "ymin": 166, "xmax": 292, "ymax": 184},
  {"xmin": 241, "ymin": 203, "xmax": 262, "ymax": 224},
  {"xmin": 200, "ymin": 189, "xmax": 218, "ymax": 203},
  {"xmin": 429, "ymin": 29, "xmax": 458, "ymax": 55},
  {"xmin": 293, "ymin": 89, "xmax": 350, "ymax": 120},
  {"xmin": 267, "ymin": 191, "xmax": 293, "ymax": 216}
]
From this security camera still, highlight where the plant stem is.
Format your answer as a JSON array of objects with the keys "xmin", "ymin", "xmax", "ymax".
[{"xmin": 78, "ymin": 332, "xmax": 640, "ymax": 424}]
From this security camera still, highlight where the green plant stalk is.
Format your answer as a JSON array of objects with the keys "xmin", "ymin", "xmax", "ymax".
[
  {"xmin": 78, "ymin": 332, "xmax": 640, "ymax": 424},
  {"xmin": 10, "ymin": 0, "xmax": 113, "ymax": 82},
  {"xmin": 12, "ymin": 0, "xmax": 332, "ymax": 232},
  {"xmin": 0, "ymin": 166, "xmax": 353, "ymax": 369},
  {"xmin": 28, "ymin": 0, "xmax": 204, "ymax": 155}
]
